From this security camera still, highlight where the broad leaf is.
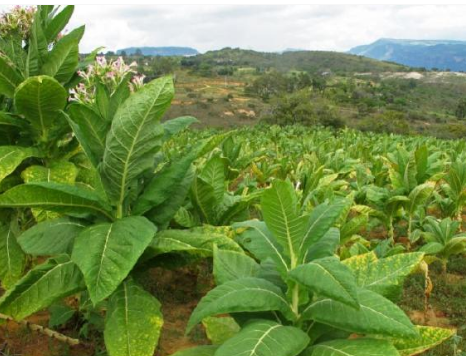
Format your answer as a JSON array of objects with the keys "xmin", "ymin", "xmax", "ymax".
[
  {"xmin": 0, "ymin": 224, "xmax": 25, "ymax": 289},
  {"xmin": 261, "ymin": 180, "xmax": 305, "ymax": 264},
  {"xmin": 134, "ymin": 150, "xmax": 196, "ymax": 215},
  {"xmin": 14, "ymin": 76, "xmax": 68, "ymax": 138},
  {"xmin": 21, "ymin": 161, "xmax": 78, "ymax": 184},
  {"xmin": 48, "ymin": 304, "xmax": 75, "ymax": 327},
  {"xmin": 0, "ymin": 146, "xmax": 39, "ymax": 183},
  {"xmin": 148, "ymin": 229, "xmax": 242, "ymax": 258},
  {"xmin": 18, "ymin": 218, "xmax": 85, "ymax": 256},
  {"xmin": 100, "ymin": 76, "xmax": 173, "ymax": 206},
  {"xmin": 0, "ymin": 182, "xmax": 113, "ymax": 220},
  {"xmin": 202, "ymin": 316, "xmax": 240, "ymax": 344},
  {"xmin": 104, "ymin": 280, "xmax": 163, "ymax": 356},
  {"xmin": 303, "ymin": 288, "xmax": 417, "ymax": 338},
  {"xmin": 162, "ymin": 116, "xmax": 198, "ymax": 140},
  {"xmin": 289, "ymin": 257, "xmax": 359, "ymax": 309},
  {"xmin": 304, "ymin": 227, "xmax": 340, "ymax": 262},
  {"xmin": 200, "ymin": 155, "xmax": 226, "ymax": 203},
  {"xmin": 27, "ymin": 11, "xmax": 48, "ymax": 76},
  {"xmin": 191, "ymin": 176, "xmax": 217, "ymax": 224},
  {"xmin": 215, "ymin": 320, "xmax": 309, "ymax": 356},
  {"xmin": 299, "ymin": 201, "xmax": 347, "ymax": 262},
  {"xmin": 234, "ymin": 220, "xmax": 290, "ymax": 275},
  {"xmin": 44, "ymin": 5, "xmax": 75, "ymax": 42},
  {"xmin": 67, "ymin": 104, "xmax": 108, "ymax": 166},
  {"xmin": 187, "ymin": 278, "xmax": 294, "ymax": 332},
  {"xmin": 145, "ymin": 168, "xmax": 195, "ymax": 228},
  {"xmin": 406, "ymin": 182, "xmax": 435, "ymax": 215},
  {"xmin": 0, "ymin": 255, "xmax": 84, "ymax": 320},
  {"xmin": 344, "ymin": 252, "xmax": 424, "ymax": 300},
  {"xmin": 72, "ymin": 216, "xmax": 156, "ymax": 304},
  {"xmin": 306, "ymin": 338, "xmax": 399, "ymax": 356},
  {"xmin": 41, "ymin": 26, "xmax": 85, "ymax": 83},
  {"xmin": 213, "ymin": 246, "xmax": 260, "ymax": 285},
  {"xmin": 393, "ymin": 326, "xmax": 455, "ymax": 356},
  {"xmin": 0, "ymin": 55, "xmax": 23, "ymax": 98}
]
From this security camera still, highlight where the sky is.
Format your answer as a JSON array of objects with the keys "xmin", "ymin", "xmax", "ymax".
[{"xmin": 2, "ymin": 5, "xmax": 466, "ymax": 53}]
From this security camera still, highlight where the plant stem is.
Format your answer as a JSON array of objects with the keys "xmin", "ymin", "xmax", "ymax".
[
  {"xmin": 0, "ymin": 313, "xmax": 84, "ymax": 346},
  {"xmin": 116, "ymin": 204, "xmax": 123, "ymax": 220},
  {"xmin": 407, "ymin": 216, "xmax": 412, "ymax": 242},
  {"xmin": 291, "ymin": 283, "xmax": 300, "ymax": 317}
]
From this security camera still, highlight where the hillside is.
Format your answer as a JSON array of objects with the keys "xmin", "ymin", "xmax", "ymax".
[
  {"xmin": 116, "ymin": 46, "xmax": 199, "ymax": 56},
  {"xmin": 181, "ymin": 47, "xmax": 407, "ymax": 75},
  {"xmin": 349, "ymin": 38, "xmax": 466, "ymax": 71}
]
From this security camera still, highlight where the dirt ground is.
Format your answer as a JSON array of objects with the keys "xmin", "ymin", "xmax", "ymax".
[{"xmin": 1, "ymin": 257, "xmax": 465, "ymax": 356}]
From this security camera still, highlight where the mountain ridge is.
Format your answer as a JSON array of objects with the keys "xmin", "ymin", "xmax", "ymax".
[{"xmin": 349, "ymin": 38, "xmax": 466, "ymax": 71}]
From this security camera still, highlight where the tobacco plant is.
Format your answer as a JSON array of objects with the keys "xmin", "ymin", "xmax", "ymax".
[
  {"xmin": 0, "ymin": 25, "xmax": 235, "ymax": 353},
  {"xmin": 178, "ymin": 180, "xmax": 453, "ymax": 356}
]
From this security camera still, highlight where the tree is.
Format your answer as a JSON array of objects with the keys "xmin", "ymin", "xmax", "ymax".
[{"xmin": 455, "ymin": 98, "xmax": 466, "ymax": 119}]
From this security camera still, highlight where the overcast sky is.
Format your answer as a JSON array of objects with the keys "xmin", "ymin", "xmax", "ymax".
[{"xmin": 2, "ymin": 5, "xmax": 466, "ymax": 53}]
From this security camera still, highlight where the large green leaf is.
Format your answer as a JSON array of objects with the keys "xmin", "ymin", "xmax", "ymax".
[
  {"xmin": 215, "ymin": 320, "xmax": 309, "ymax": 356},
  {"xmin": 0, "ymin": 255, "xmax": 84, "ymax": 320},
  {"xmin": 41, "ymin": 26, "xmax": 84, "ymax": 83},
  {"xmin": 261, "ymin": 180, "xmax": 305, "ymax": 265},
  {"xmin": 100, "ymin": 76, "xmax": 173, "ymax": 207},
  {"xmin": 0, "ymin": 223, "xmax": 26, "ymax": 289},
  {"xmin": 108, "ymin": 74, "xmax": 131, "ymax": 121},
  {"xmin": 303, "ymin": 288, "xmax": 417, "ymax": 338},
  {"xmin": 406, "ymin": 182, "xmax": 435, "ymax": 215},
  {"xmin": 299, "ymin": 201, "xmax": 347, "ymax": 262},
  {"xmin": 67, "ymin": 104, "xmax": 108, "ymax": 166},
  {"xmin": 306, "ymin": 338, "xmax": 399, "ymax": 356},
  {"xmin": 187, "ymin": 278, "xmax": 294, "ymax": 333},
  {"xmin": 104, "ymin": 280, "xmax": 163, "ymax": 356},
  {"xmin": 289, "ymin": 257, "xmax": 359, "ymax": 309},
  {"xmin": 0, "ymin": 182, "xmax": 113, "ymax": 220},
  {"xmin": 21, "ymin": 161, "xmax": 78, "ymax": 184},
  {"xmin": 162, "ymin": 116, "xmax": 198, "ymax": 140},
  {"xmin": 18, "ymin": 218, "xmax": 85, "ymax": 256},
  {"xmin": 26, "ymin": 11, "xmax": 48, "ymax": 76},
  {"xmin": 134, "ymin": 151, "xmax": 197, "ymax": 215},
  {"xmin": 343, "ymin": 252, "xmax": 424, "ymax": 300},
  {"xmin": 234, "ymin": 220, "xmax": 290, "ymax": 275},
  {"xmin": 72, "ymin": 216, "xmax": 156, "ymax": 304},
  {"xmin": 213, "ymin": 246, "xmax": 260, "ymax": 285},
  {"xmin": 14, "ymin": 76, "xmax": 67, "ymax": 138},
  {"xmin": 0, "ymin": 146, "xmax": 39, "ymax": 184},
  {"xmin": 148, "ymin": 229, "xmax": 242, "ymax": 257},
  {"xmin": 44, "ymin": 5, "xmax": 75, "ymax": 43},
  {"xmin": 191, "ymin": 176, "xmax": 217, "ymax": 224},
  {"xmin": 202, "ymin": 316, "xmax": 240, "ymax": 344},
  {"xmin": 0, "ymin": 55, "xmax": 23, "ymax": 98},
  {"xmin": 305, "ymin": 227, "xmax": 340, "ymax": 262},
  {"xmin": 145, "ymin": 168, "xmax": 195, "ymax": 229},
  {"xmin": 393, "ymin": 326, "xmax": 455, "ymax": 356},
  {"xmin": 200, "ymin": 155, "xmax": 226, "ymax": 203}
]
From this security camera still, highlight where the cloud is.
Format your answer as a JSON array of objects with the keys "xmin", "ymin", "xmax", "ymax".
[{"xmin": 2, "ymin": 5, "xmax": 466, "ymax": 53}]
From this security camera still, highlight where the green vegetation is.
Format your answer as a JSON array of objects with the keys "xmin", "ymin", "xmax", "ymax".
[{"xmin": 1, "ymin": 5, "xmax": 466, "ymax": 356}]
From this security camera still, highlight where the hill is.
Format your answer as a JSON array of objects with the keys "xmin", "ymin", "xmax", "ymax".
[
  {"xmin": 349, "ymin": 38, "xmax": 466, "ymax": 71},
  {"xmin": 116, "ymin": 46, "xmax": 199, "ymax": 56},
  {"xmin": 181, "ymin": 47, "xmax": 407, "ymax": 75}
]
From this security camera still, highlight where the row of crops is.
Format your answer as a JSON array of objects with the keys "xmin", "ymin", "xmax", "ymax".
[{"xmin": 0, "ymin": 5, "xmax": 463, "ymax": 356}]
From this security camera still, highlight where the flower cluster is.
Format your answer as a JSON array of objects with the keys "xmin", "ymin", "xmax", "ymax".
[
  {"xmin": 70, "ymin": 56, "xmax": 146, "ymax": 103},
  {"xmin": 0, "ymin": 5, "xmax": 36, "ymax": 40}
]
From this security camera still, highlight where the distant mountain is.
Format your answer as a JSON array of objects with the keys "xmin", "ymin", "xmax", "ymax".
[
  {"xmin": 183, "ymin": 47, "xmax": 406, "ymax": 75},
  {"xmin": 116, "ymin": 46, "xmax": 199, "ymax": 56},
  {"xmin": 349, "ymin": 38, "xmax": 466, "ymax": 71}
]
